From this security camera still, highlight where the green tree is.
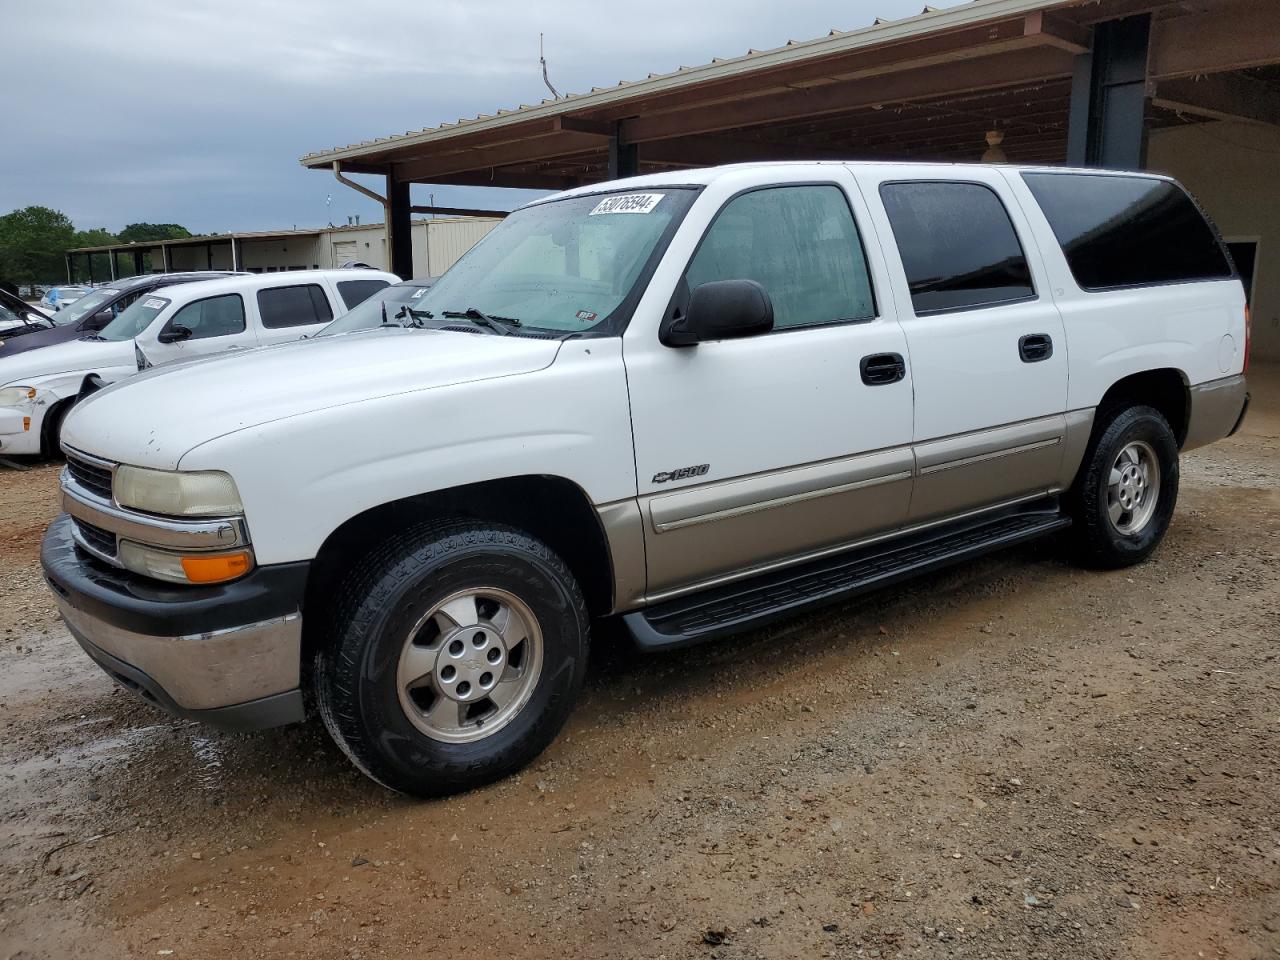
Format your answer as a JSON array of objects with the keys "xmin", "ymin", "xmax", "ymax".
[
  {"xmin": 0, "ymin": 206, "xmax": 76, "ymax": 286},
  {"xmin": 74, "ymin": 227, "xmax": 117, "ymax": 247},
  {"xmin": 117, "ymin": 222, "xmax": 191, "ymax": 244}
]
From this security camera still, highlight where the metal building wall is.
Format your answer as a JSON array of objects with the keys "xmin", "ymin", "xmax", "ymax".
[{"xmin": 421, "ymin": 218, "xmax": 500, "ymax": 277}]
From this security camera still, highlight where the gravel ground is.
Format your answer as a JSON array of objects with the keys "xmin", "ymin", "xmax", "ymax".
[{"xmin": 0, "ymin": 368, "xmax": 1277, "ymax": 960}]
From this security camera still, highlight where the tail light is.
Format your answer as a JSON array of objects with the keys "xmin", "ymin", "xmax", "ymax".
[{"xmin": 1243, "ymin": 304, "xmax": 1252, "ymax": 374}]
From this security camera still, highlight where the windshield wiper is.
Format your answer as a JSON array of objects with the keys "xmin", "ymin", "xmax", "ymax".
[
  {"xmin": 396, "ymin": 304, "xmax": 434, "ymax": 326},
  {"xmin": 377, "ymin": 302, "xmax": 434, "ymax": 329},
  {"xmin": 441, "ymin": 307, "xmax": 521, "ymax": 336}
]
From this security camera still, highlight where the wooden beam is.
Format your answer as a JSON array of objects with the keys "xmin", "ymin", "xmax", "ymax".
[
  {"xmin": 421, "ymin": 169, "xmax": 582, "ymax": 191},
  {"xmin": 393, "ymin": 131, "xmax": 606, "ymax": 181},
  {"xmin": 1154, "ymin": 74, "xmax": 1280, "ymax": 126},
  {"xmin": 638, "ymin": 134, "xmax": 851, "ymax": 167},
  {"xmin": 622, "ymin": 47, "xmax": 1076, "ymax": 143},
  {"xmin": 1149, "ymin": 0, "xmax": 1280, "ymax": 79},
  {"xmin": 1023, "ymin": 11, "xmax": 1091, "ymax": 55},
  {"xmin": 554, "ymin": 116, "xmax": 615, "ymax": 137}
]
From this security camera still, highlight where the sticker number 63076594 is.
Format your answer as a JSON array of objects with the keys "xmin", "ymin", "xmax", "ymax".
[{"xmin": 589, "ymin": 193, "xmax": 664, "ymax": 215}]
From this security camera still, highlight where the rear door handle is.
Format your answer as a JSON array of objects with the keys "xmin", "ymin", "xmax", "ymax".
[
  {"xmin": 1019, "ymin": 333, "xmax": 1054, "ymax": 363},
  {"xmin": 860, "ymin": 352, "xmax": 906, "ymax": 385}
]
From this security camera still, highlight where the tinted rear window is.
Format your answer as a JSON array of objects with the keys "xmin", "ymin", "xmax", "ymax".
[
  {"xmin": 879, "ymin": 181, "xmax": 1035, "ymax": 315},
  {"xmin": 1022, "ymin": 173, "xmax": 1233, "ymax": 291},
  {"xmin": 257, "ymin": 284, "xmax": 334, "ymax": 329},
  {"xmin": 337, "ymin": 278, "xmax": 390, "ymax": 308}
]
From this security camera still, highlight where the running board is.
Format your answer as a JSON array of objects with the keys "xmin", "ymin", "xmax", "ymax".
[{"xmin": 624, "ymin": 504, "xmax": 1071, "ymax": 651}]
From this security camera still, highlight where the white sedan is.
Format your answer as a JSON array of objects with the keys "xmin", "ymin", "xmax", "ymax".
[{"xmin": 0, "ymin": 269, "xmax": 395, "ymax": 457}]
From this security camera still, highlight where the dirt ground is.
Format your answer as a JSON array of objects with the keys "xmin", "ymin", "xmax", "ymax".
[{"xmin": 1, "ymin": 369, "xmax": 1277, "ymax": 960}]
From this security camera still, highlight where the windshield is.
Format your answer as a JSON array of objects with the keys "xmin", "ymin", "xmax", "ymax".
[
  {"xmin": 318, "ymin": 282, "xmax": 435, "ymax": 336},
  {"xmin": 52, "ymin": 288, "xmax": 118, "ymax": 326},
  {"xmin": 400, "ymin": 188, "xmax": 695, "ymax": 335},
  {"xmin": 99, "ymin": 295, "xmax": 171, "ymax": 341}
]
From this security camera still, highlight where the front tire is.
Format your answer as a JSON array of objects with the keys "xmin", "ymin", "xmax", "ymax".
[
  {"xmin": 41, "ymin": 398, "xmax": 74, "ymax": 459},
  {"xmin": 314, "ymin": 520, "xmax": 589, "ymax": 797},
  {"xmin": 1067, "ymin": 404, "xmax": 1180, "ymax": 568}
]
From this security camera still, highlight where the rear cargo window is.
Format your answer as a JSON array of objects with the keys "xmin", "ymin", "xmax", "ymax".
[
  {"xmin": 257, "ymin": 284, "xmax": 334, "ymax": 328},
  {"xmin": 879, "ymin": 181, "xmax": 1035, "ymax": 315},
  {"xmin": 1021, "ymin": 173, "xmax": 1233, "ymax": 291}
]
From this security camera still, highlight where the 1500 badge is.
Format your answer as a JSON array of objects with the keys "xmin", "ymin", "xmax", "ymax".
[{"xmin": 652, "ymin": 464, "xmax": 710, "ymax": 484}]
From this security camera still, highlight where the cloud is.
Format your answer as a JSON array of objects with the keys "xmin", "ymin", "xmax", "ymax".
[{"xmin": 0, "ymin": 0, "xmax": 962, "ymax": 233}]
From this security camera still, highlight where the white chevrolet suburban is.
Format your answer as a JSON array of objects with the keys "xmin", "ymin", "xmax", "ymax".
[{"xmin": 42, "ymin": 162, "xmax": 1249, "ymax": 797}]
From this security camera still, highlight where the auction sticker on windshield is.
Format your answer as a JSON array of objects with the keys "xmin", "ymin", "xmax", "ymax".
[
  {"xmin": 589, "ymin": 193, "xmax": 664, "ymax": 215},
  {"xmin": 143, "ymin": 298, "xmax": 167, "ymax": 309}
]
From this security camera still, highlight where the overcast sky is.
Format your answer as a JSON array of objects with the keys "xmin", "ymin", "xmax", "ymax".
[{"xmin": 2, "ymin": 0, "xmax": 964, "ymax": 234}]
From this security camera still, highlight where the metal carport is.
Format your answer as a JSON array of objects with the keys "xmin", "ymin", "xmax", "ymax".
[{"xmin": 301, "ymin": 0, "xmax": 1280, "ymax": 353}]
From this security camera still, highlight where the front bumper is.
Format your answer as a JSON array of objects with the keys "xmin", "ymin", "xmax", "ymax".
[
  {"xmin": 42, "ymin": 515, "xmax": 310, "ymax": 730},
  {"xmin": 0, "ymin": 405, "xmax": 41, "ymax": 455}
]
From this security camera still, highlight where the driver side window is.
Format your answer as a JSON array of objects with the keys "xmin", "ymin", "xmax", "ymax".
[
  {"xmin": 167, "ymin": 294, "xmax": 246, "ymax": 341},
  {"xmin": 684, "ymin": 185, "xmax": 876, "ymax": 330}
]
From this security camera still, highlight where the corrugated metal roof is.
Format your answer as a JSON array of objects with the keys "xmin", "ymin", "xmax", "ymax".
[{"xmin": 300, "ymin": 0, "xmax": 1071, "ymax": 167}]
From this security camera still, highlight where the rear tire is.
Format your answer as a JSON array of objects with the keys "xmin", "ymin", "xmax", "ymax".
[
  {"xmin": 314, "ymin": 520, "xmax": 589, "ymax": 797},
  {"xmin": 1067, "ymin": 404, "xmax": 1179, "ymax": 568}
]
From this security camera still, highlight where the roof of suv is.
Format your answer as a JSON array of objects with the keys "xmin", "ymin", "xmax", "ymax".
[
  {"xmin": 143, "ymin": 269, "xmax": 399, "ymax": 302},
  {"xmin": 534, "ymin": 161, "xmax": 1174, "ymax": 206},
  {"xmin": 103, "ymin": 272, "xmax": 242, "ymax": 292}
]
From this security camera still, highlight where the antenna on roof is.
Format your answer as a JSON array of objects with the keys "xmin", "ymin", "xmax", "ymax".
[{"xmin": 540, "ymin": 33, "xmax": 561, "ymax": 100}]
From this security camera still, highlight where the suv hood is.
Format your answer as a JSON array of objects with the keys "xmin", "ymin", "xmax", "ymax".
[
  {"xmin": 0, "ymin": 336, "xmax": 133, "ymax": 385},
  {"xmin": 62, "ymin": 328, "xmax": 563, "ymax": 469}
]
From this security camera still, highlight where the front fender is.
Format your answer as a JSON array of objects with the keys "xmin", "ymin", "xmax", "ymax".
[{"xmin": 176, "ymin": 339, "xmax": 638, "ymax": 566}]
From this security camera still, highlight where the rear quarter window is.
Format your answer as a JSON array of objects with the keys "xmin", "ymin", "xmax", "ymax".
[
  {"xmin": 1021, "ymin": 172, "xmax": 1233, "ymax": 291},
  {"xmin": 879, "ymin": 181, "xmax": 1035, "ymax": 315}
]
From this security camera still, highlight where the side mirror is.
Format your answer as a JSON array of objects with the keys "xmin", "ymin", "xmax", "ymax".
[
  {"xmin": 662, "ymin": 279, "xmax": 774, "ymax": 347},
  {"xmin": 157, "ymin": 323, "xmax": 192, "ymax": 344},
  {"xmin": 83, "ymin": 310, "xmax": 114, "ymax": 332}
]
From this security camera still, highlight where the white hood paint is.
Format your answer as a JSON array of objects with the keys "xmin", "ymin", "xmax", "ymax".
[
  {"xmin": 61, "ymin": 329, "xmax": 562, "ymax": 469},
  {"xmin": 0, "ymin": 336, "xmax": 135, "ymax": 388}
]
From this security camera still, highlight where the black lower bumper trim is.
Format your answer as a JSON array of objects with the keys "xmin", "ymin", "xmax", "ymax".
[
  {"xmin": 72, "ymin": 625, "xmax": 305, "ymax": 731},
  {"xmin": 41, "ymin": 514, "xmax": 310, "ymax": 637}
]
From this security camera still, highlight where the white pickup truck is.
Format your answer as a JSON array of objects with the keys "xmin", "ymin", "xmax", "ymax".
[{"xmin": 42, "ymin": 162, "xmax": 1249, "ymax": 796}]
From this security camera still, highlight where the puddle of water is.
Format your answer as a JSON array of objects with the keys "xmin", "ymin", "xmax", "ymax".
[
  {"xmin": 2, "ymin": 723, "xmax": 169, "ymax": 783},
  {"xmin": 187, "ymin": 736, "xmax": 226, "ymax": 791}
]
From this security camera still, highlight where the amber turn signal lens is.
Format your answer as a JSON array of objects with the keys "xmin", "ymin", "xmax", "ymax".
[{"xmin": 180, "ymin": 551, "xmax": 253, "ymax": 584}]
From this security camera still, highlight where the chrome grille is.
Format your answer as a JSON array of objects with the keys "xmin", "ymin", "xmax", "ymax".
[
  {"xmin": 72, "ymin": 517, "xmax": 117, "ymax": 558},
  {"xmin": 65, "ymin": 452, "xmax": 113, "ymax": 501}
]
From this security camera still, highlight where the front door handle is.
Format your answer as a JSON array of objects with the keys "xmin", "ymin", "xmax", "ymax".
[
  {"xmin": 1019, "ymin": 333, "xmax": 1054, "ymax": 363},
  {"xmin": 860, "ymin": 352, "xmax": 906, "ymax": 385}
]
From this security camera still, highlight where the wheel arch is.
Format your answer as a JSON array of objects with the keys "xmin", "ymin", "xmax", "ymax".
[
  {"xmin": 301, "ymin": 474, "xmax": 616, "ymax": 663},
  {"xmin": 1096, "ymin": 367, "xmax": 1190, "ymax": 447}
]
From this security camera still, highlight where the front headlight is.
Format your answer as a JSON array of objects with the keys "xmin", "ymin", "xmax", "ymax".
[
  {"xmin": 0, "ymin": 386, "xmax": 36, "ymax": 406},
  {"xmin": 114, "ymin": 465, "xmax": 244, "ymax": 517}
]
